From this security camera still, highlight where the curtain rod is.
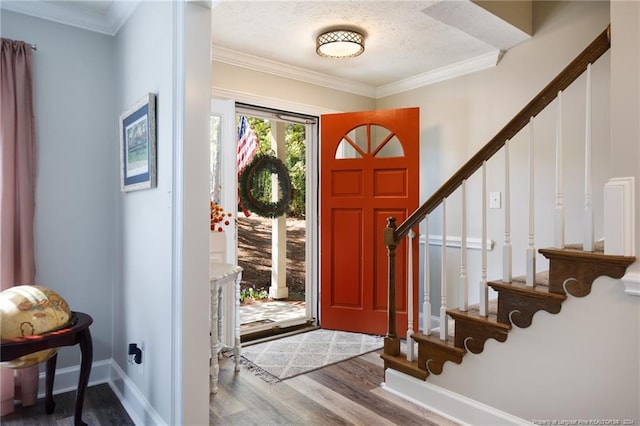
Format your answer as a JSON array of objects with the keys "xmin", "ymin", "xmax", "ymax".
[{"xmin": 1, "ymin": 39, "xmax": 37, "ymax": 50}]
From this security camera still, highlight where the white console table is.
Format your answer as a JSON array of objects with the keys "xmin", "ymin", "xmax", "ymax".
[{"xmin": 209, "ymin": 262, "xmax": 242, "ymax": 394}]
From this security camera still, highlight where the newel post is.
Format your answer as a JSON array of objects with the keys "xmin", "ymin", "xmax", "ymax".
[{"xmin": 384, "ymin": 217, "xmax": 400, "ymax": 356}]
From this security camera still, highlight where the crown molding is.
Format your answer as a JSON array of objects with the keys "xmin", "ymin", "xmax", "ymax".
[
  {"xmin": 376, "ymin": 50, "xmax": 503, "ymax": 98},
  {"xmin": 212, "ymin": 46, "xmax": 502, "ymax": 100},
  {"xmin": 212, "ymin": 46, "xmax": 378, "ymax": 99},
  {"xmin": 108, "ymin": 1, "xmax": 139, "ymax": 35},
  {"xmin": 1, "ymin": 1, "xmax": 138, "ymax": 36}
]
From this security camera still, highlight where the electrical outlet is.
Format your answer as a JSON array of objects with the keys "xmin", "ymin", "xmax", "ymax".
[
  {"xmin": 490, "ymin": 192, "xmax": 501, "ymax": 209},
  {"xmin": 128, "ymin": 342, "xmax": 144, "ymax": 374}
]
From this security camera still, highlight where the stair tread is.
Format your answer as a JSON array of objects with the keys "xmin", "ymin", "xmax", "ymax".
[
  {"xmin": 511, "ymin": 270, "xmax": 549, "ymax": 287},
  {"xmin": 447, "ymin": 308, "xmax": 511, "ymax": 330},
  {"xmin": 505, "ymin": 241, "xmax": 627, "ymax": 287},
  {"xmin": 413, "ymin": 331, "xmax": 466, "ymax": 354},
  {"xmin": 466, "ymin": 299, "xmax": 498, "ymax": 315},
  {"xmin": 564, "ymin": 241, "xmax": 604, "ymax": 253},
  {"xmin": 539, "ymin": 246, "xmax": 635, "ymax": 264},
  {"xmin": 489, "ymin": 279, "xmax": 567, "ymax": 301}
]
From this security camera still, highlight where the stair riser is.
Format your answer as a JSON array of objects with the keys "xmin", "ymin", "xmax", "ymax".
[
  {"xmin": 413, "ymin": 333, "xmax": 466, "ymax": 376},
  {"xmin": 543, "ymin": 252, "xmax": 635, "ymax": 297},
  {"xmin": 496, "ymin": 292, "xmax": 563, "ymax": 328},
  {"xmin": 453, "ymin": 321, "xmax": 509, "ymax": 354}
]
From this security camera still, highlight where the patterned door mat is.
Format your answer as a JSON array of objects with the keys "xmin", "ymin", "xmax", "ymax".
[{"xmin": 238, "ymin": 329, "xmax": 384, "ymax": 383}]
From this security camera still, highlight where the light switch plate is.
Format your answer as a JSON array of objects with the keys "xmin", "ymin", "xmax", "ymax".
[{"xmin": 490, "ymin": 192, "xmax": 501, "ymax": 209}]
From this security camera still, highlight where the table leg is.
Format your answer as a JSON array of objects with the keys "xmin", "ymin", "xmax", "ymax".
[
  {"xmin": 45, "ymin": 353, "xmax": 58, "ymax": 414},
  {"xmin": 234, "ymin": 272, "xmax": 242, "ymax": 372},
  {"xmin": 74, "ymin": 328, "xmax": 93, "ymax": 426},
  {"xmin": 210, "ymin": 281, "xmax": 219, "ymax": 394},
  {"xmin": 217, "ymin": 285, "xmax": 223, "ymax": 359}
]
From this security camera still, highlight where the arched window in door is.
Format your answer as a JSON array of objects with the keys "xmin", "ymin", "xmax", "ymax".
[{"xmin": 335, "ymin": 124, "xmax": 404, "ymax": 159}]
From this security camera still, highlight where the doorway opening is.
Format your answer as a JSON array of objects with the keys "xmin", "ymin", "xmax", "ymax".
[{"xmin": 233, "ymin": 104, "xmax": 318, "ymax": 338}]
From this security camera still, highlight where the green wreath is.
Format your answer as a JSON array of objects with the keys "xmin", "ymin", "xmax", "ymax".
[{"xmin": 239, "ymin": 154, "xmax": 292, "ymax": 218}]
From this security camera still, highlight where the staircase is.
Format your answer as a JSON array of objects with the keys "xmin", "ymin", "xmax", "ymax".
[
  {"xmin": 383, "ymin": 246, "xmax": 634, "ymax": 380},
  {"xmin": 381, "ymin": 26, "xmax": 636, "ymax": 384}
]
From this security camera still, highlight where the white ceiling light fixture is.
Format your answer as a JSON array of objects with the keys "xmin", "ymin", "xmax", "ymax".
[{"xmin": 316, "ymin": 29, "xmax": 365, "ymax": 59}]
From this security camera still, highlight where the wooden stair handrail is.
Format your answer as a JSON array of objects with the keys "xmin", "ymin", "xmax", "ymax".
[{"xmin": 394, "ymin": 26, "xmax": 611, "ymax": 241}]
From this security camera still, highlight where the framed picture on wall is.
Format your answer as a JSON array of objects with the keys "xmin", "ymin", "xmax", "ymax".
[{"xmin": 119, "ymin": 93, "xmax": 157, "ymax": 192}]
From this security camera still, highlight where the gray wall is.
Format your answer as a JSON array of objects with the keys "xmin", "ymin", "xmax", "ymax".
[
  {"xmin": 111, "ymin": 2, "xmax": 176, "ymax": 423},
  {"xmin": 2, "ymin": 4, "xmax": 212, "ymax": 424},
  {"xmin": 113, "ymin": 3, "xmax": 212, "ymax": 424},
  {"xmin": 1, "ymin": 9, "xmax": 116, "ymax": 370}
]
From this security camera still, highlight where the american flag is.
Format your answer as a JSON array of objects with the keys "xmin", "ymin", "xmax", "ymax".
[{"xmin": 237, "ymin": 115, "xmax": 259, "ymax": 175}]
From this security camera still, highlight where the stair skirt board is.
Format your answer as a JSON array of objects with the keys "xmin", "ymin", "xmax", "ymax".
[{"xmin": 383, "ymin": 369, "xmax": 532, "ymax": 426}]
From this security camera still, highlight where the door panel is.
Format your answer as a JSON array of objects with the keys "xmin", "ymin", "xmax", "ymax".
[
  {"xmin": 320, "ymin": 108, "xmax": 419, "ymax": 335},
  {"xmin": 331, "ymin": 208, "xmax": 363, "ymax": 308},
  {"xmin": 373, "ymin": 169, "xmax": 407, "ymax": 196},
  {"xmin": 332, "ymin": 170, "xmax": 363, "ymax": 196}
]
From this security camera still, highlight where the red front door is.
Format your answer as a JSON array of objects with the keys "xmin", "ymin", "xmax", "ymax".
[{"xmin": 320, "ymin": 108, "xmax": 419, "ymax": 335}]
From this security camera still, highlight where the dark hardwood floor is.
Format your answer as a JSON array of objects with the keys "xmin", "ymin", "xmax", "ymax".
[
  {"xmin": 0, "ymin": 382, "xmax": 134, "ymax": 425},
  {"xmin": 1, "ymin": 350, "xmax": 457, "ymax": 425},
  {"xmin": 211, "ymin": 349, "xmax": 458, "ymax": 425}
]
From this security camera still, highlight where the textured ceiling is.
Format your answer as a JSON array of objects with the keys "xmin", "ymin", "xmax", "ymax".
[
  {"xmin": 212, "ymin": 1, "xmax": 495, "ymax": 87},
  {"xmin": 2, "ymin": 0, "xmax": 532, "ymax": 96},
  {"xmin": 211, "ymin": 0, "xmax": 531, "ymax": 94}
]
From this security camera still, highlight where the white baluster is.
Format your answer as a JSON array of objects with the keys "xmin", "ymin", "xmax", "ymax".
[
  {"xmin": 584, "ymin": 64, "xmax": 594, "ymax": 252},
  {"xmin": 423, "ymin": 215, "xmax": 431, "ymax": 335},
  {"xmin": 555, "ymin": 91, "xmax": 565, "ymax": 249},
  {"xmin": 440, "ymin": 198, "xmax": 448, "ymax": 341},
  {"xmin": 460, "ymin": 180, "xmax": 468, "ymax": 311},
  {"xmin": 480, "ymin": 162, "xmax": 488, "ymax": 317},
  {"xmin": 526, "ymin": 117, "xmax": 536, "ymax": 287},
  {"xmin": 503, "ymin": 140, "xmax": 512, "ymax": 283},
  {"xmin": 406, "ymin": 230, "xmax": 415, "ymax": 362}
]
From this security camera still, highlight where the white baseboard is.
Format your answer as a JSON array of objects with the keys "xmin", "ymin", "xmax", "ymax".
[
  {"xmin": 382, "ymin": 369, "xmax": 532, "ymax": 426},
  {"xmin": 622, "ymin": 271, "xmax": 640, "ymax": 296},
  {"xmin": 37, "ymin": 359, "xmax": 111, "ymax": 397},
  {"xmin": 108, "ymin": 361, "xmax": 165, "ymax": 425},
  {"xmin": 36, "ymin": 358, "xmax": 164, "ymax": 426}
]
